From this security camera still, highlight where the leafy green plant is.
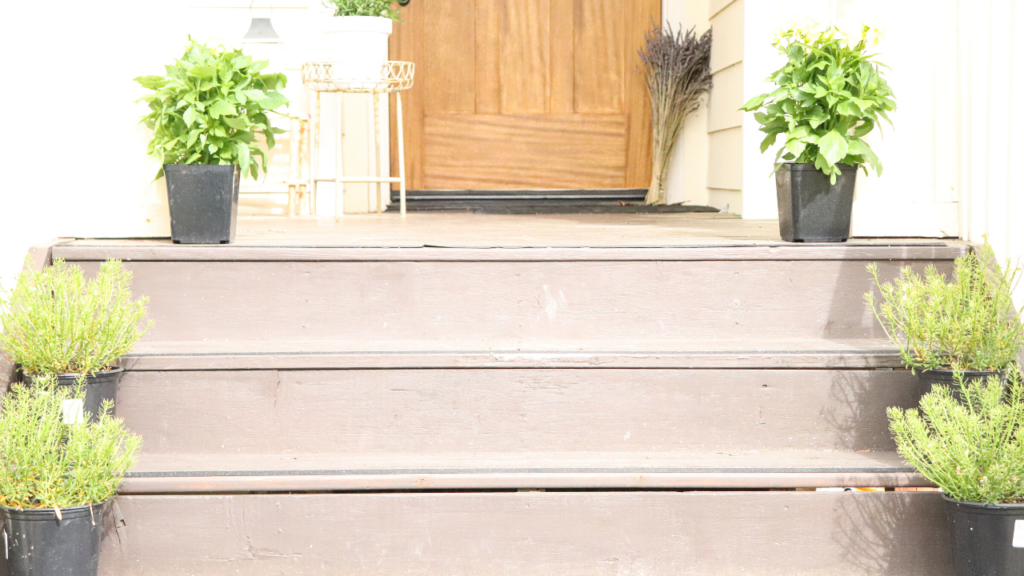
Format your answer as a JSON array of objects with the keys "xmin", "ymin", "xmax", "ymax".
[
  {"xmin": 640, "ymin": 25, "xmax": 712, "ymax": 205},
  {"xmin": 136, "ymin": 39, "xmax": 290, "ymax": 180},
  {"xmin": 0, "ymin": 259, "xmax": 152, "ymax": 376},
  {"xmin": 0, "ymin": 376, "xmax": 141, "ymax": 511},
  {"xmin": 740, "ymin": 23, "xmax": 896, "ymax": 183},
  {"xmin": 322, "ymin": 0, "xmax": 401, "ymax": 20},
  {"xmin": 865, "ymin": 243, "xmax": 1024, "ymax": 372},
  {"xmin": 889, "ymin": 368, "xmax": 1024, "ymax": 504}
]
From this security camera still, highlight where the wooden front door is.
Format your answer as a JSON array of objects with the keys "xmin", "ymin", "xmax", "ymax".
[{"xmin": 390, "ymin": 0, "xmax": 659, "ymax": 191}]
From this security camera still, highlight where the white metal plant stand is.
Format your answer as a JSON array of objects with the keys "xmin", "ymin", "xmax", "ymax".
[{"xmin": 302, "ymin": 61, "xmax": 415, "ymax": 216}]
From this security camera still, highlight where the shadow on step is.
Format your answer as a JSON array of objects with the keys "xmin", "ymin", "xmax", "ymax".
[{"xmin": 834, "ymin": 490, "xmax": 953, "ymax": 576}]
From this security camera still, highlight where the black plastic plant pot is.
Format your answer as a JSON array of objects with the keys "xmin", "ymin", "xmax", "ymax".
[
  {"xmin": 918, "ymin": 368, "xmax": 1000, "ymax": 402},
  {"xmin": 24, "ymin": 368, "xmax": 123, "ymax": 423},
  {"xmin": 2, "ymin": 503, "xmax": 105, "ymax": 576},
  {"xmin": 775, "ymin": 163, "xmax": 857, "ymax": 242},
  {"xmin": 164, "ymin": 163, "xmax": 240, "ymax": 244},
  {"xmin": 945, "ymin": 496, "xmax": 1024, "ymax": 576}
]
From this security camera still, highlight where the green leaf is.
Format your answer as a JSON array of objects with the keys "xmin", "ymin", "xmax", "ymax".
[
  {"xmin": 236, "ymin": 142, "xmax": 251, "ymax": 176},
  {"xmin": 740, "ymin": 93, "xmax": 768, "ymax": 111},
  {"xmin": 258, "ymin": 92, "xmax": 290, "ymax": 111},
  {"xmin": 818, "ymin": 130, "xmax": 849, "ymax": 166},
  {"xmin": 135, "ymin": 75, "xmax": 168, "ymax": 89},
  {"xmin": 208, "ymin": 101, "xmax": 237, "ymax": 119},
  {"xmin": 242, "ymin": 89, "xmax": 269, "ymax": 103},
  {"xmin": 189, "ymin": 65, "xmax": 217, "ymax": 79},
  {"xmin": 853, "ymin": 118, "xmax": 875, "ymax": 137},
  {"xmin": 836, "ymin": 101, "xmax": 863, "ymax": 116},
  {"xmin": 849, "ymin": 139, "xmax": 882, "ymax": 175},
  {"xmin": 223, "ymin": 116, "xmax": 249, "ymax": 130},
  {"xmin": 760, "ymin": 132, "xmax": 780, "ymax": 153},
  {"xmin": 785, "ymin": 137, "xmax": 807, "ymax": 159},
  {"xmin": 788, "ymin": 125, "xmax": 812, "ymax": 140},
  {"xmin": 183, "ymin": 106, "xmax": 197, "ymax": 128}
]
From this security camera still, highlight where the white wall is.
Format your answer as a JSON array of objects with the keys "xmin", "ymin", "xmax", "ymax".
[
  {"xmin": 1, "ymin": 0, "xmax": 188, "ymax": 290},
  {"xmin": 958, "ymin": 0, "xmax": 1024, "ymax": 307},
  {"xmin": 0, "ymin": 0, "xmax": 387, "ymax": 290}
]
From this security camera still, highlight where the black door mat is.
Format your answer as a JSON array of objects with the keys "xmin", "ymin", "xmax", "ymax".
[{"xmin": 388, "ymin": 189, "xmax": 719, "ymax": 214}]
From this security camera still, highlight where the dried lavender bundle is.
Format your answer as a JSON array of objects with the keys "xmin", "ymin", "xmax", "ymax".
[{"xmin": 640, "ymin": 25, "xmax": 712, "ymax": 205}]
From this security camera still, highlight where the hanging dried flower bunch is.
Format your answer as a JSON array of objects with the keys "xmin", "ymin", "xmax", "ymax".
[{"xmin": 640, "ymin": 25, "xmax": 712, "ymax": 205}]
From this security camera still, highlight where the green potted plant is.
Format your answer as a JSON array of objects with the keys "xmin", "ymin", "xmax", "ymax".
[
  {"xmin": 0, "ymin": 259, "xmax": 152, "ymax": 419},
  {"xmin": 889, "ymin": 368, "xmax": 1024, "ymax": 576},
  {"xmin": 865, "ymin": 243, "xmax": 1024, "ymax": 396},
  {"xmin": 740, "ymin": 23, "xmax": 896, "ymax": 242},
  {"xmin": 321, "ymin": 0, "xmax": 402, "ymax": 87},
  {"xmin": 136, "ymin": 39, "xmax": 290, "ymax": 244},
  {"xmin": 0, "ymin": 376, "xmax": 141, "ymax": 576}
]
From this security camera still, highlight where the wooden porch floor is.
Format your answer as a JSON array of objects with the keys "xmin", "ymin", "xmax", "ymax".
[
  {"xmin": 238, "ymin": 212, "xmax": 778, "ymax": 247},
  {"xmin": 91, "ymin": 212, "xmax": 955, "ymax": 248}
]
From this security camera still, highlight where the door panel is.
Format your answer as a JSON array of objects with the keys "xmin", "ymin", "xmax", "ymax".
[
  {"xmin": 424, "ymin": 115, "xmax": 627, "ymax": 189},
  {"xmin": 391, "ymin": 0, "xmax": 659, "ymax": 191}
]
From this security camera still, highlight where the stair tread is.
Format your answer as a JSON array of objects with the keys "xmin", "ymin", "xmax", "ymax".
[
  {"xmin": 123, "ymin": 337, "xmax": 906, "ymax": 369},
  {"xmin": 121, "ymin": 451, "xmax": 926, "ymax": 493},
  {"xmin": 56, "ymin": 239, "xmax": 966, "ymax": 260},
  {"xmin": 130, "ymin": 450, "xmax": 912, "ymax": 476}
]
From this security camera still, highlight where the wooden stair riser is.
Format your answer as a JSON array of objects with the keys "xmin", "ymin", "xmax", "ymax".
[
  {"xmin": 119, "ymin": 368, "xmax": 917, "ymax": 455},
  {"xmin": 99, "ymin": 492, "xmax": 952, "ymax": 576},
  {"xmin": 73, "ymin": 259, "xmax": 954, "ymax": 343}
]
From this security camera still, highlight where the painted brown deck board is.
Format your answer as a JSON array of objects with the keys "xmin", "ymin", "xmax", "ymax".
[
  {"xmin": 54, "ymin": 243, "xmax": 967, "ymax": 262},
  {"xmin": 121, "ymin": 337, "xmax": 905, "ymax": 369},
  {"xmin": 117, "ymin": 368, "xmax": 919, "ymax": 455},
  {"xmin": 49, "ymin": 213, "xmax": 967, "ymax": 250},
  {"xmin": 52, "ymin": 212, "xmax": 968, "ymax": 252},
  {"xmin": 66, "ymin": 259, "xmax": 952, "ymax": 343},
  {"xmin": 100, "ymin": 491, "xmax": 952, "ymax": 575}
]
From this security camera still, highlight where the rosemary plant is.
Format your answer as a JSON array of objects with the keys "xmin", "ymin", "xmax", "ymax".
[
  {"xmin": 639, "ymin": 25, "xmax": 712, "ymax": 205},
  {"xmin": 865, "ymin": 243, "xmax": 1024, "ymax": 373},
  {"xmin": 0, "ymin": 259, "xmax": 153, "ymax": 375},
  {"xmin": 889, "ymin": 368, "xmax": 1024, "ymax": 504},
  {"xmin": 0, "ymin": 376, "xmax": 141, "ymax": 510},
  {"xmin": 322, "ymin": 0, "xmax": 401, "ymax": 20}
]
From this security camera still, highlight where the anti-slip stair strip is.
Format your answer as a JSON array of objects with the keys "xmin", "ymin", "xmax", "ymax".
[{"xmin": 126, "ymin": 465, "xmax": 915, "ymax": 477}]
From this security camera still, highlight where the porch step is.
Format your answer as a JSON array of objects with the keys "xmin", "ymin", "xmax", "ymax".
[
  {"xmin": 38, "ymin": 237, "xmax": 968, "ymax": 576},
  {"xmin": 116, "ymin": 362, "xmax": 917, "ymax": 455},
  {"xmin": 121, "ymin": 451, "xmax": 924, "ymax": 493},
  {"xmin": 54, "ymin": 243, "xmax": 965, "ymax": 344},
  {"xmin": 123, "ymin": 337, "xmax": 903, "ymax": 369},
  {"xmin": 99, "ymin": 491, "xmax": 952, "ymax": 576}
]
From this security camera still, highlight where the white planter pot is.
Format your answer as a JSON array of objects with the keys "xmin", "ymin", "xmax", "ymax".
[{"xmin": 324, "ymin": 16, "xmax": 392, "ymax": 88}]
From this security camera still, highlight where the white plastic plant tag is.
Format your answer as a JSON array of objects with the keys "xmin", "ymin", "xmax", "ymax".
[
  {"xmin": 1013, "ymin": 520, "xmax": 1024, "ymax": 548},
  {"xmin": 4, "ymin": 528, "xmax": 8, "ymax": 559},
  {"xmin": 62, "ymin": 399, "xmax": 85, "ymax": 425}
]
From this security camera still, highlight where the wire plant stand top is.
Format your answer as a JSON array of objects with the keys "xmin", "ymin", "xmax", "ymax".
[{"xmin": 301, "ymin": 61, "xmax": 415, "ymax": 93}]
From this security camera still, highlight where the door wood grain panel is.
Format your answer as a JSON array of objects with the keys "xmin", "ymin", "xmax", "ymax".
[
  {"xmin": 391, "ymin": 0, "xmax": 659, "ymax": 190},
  {"xmin": 424, "ymin": 115, "xmax": 627, "ymax": 189},
  {"xmin": 574, "ymin": 0, "xmax": 625, "ymax": 114},
  {"xmin": 500, "ymin": 0, "xmax": 551, "ymax": 114},
  {"xmin": 422, "ymin": 2, "xmax": 476, "ymax": 115}
]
